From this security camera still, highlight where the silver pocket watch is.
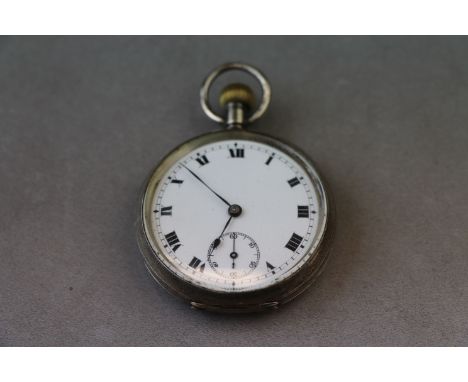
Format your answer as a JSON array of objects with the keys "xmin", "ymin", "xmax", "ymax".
[{"xmin": 137, "ymin": 63, "xmax": 333, "ymax": 312}]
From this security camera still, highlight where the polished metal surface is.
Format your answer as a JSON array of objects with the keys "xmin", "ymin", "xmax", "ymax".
[
  {"xmin": 200, "ymin": 62, "xmax": 272, "ymax": 125},
  {"xmin": 226, "ymin": 102, "xmax": 246, "ymax": 128}
]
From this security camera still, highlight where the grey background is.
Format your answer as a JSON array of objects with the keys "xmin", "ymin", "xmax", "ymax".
[{"xmin": 1, "ymin": 36, "xmax": 468, "ymax": 346}]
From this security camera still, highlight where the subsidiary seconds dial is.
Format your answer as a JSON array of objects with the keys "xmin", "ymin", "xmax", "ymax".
[
  {"xmin": 148, "ymin": 138, "xmax": 322, "ymax": 293},
  {"xmin": 208, "ymin": 232, "xmax": 260, "ymax": 279}
]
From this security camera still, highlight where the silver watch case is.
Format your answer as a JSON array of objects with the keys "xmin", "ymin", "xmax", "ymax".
[{"xmin": 136, "ymin": 129, "xmax": 334, "ymax": 313}]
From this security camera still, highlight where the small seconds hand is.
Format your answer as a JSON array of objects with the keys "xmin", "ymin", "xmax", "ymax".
[{"xmin": 231, "ymin": 235, "xmax": 237, "ymax": 269}]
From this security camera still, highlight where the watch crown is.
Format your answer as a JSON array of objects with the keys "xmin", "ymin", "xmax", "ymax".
[{"xmin": 219, "ymin": 83, "xmax": 256, "ymax": 110}]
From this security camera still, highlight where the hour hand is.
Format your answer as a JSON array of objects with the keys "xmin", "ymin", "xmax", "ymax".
[{"xmin": 212, "ymin": 216, "xmax": 232, "ymax": 249}]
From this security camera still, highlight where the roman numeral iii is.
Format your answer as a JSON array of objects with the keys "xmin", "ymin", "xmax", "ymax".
[
  {"xmin": 297, "ymin": 205, "xmax": 309, "ymax": 218},
  {"xmin": 285, "ymin": 232, "xmax": 303, "ymax": 252},
  {"xmin": 164, "ymin": 231, "xmax": 182, "ymax": 252}
]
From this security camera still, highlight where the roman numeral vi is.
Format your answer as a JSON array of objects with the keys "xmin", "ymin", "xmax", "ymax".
[{"xmin": 161, "ymin": 206, "xmax": 172, "ymax": 216}]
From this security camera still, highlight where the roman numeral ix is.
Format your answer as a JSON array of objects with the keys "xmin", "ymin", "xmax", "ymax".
[
  {"xmin": 285, "ymin": 232, "xmax": 304, "ymax": 252},
  {"xmin": 164, "ymin": 231, "xmax": 182, "ymax": 252}
]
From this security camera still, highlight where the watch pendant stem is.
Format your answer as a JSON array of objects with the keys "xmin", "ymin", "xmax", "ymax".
[
  {"xmin": 226, "ymin": 102, "xmax": 247, "ymax": 129},
  {"xmin": 219, "ymin": 83, "xmax": 256, "ymax": 129}
]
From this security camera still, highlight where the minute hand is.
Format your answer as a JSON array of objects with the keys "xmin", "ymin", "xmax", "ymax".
[{"xmin": 182, "ymin": 164, "xmax": 231, "ymax": 207}]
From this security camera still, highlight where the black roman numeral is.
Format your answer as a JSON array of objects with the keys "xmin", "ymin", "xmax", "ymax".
[
  {"xmin": 285, "ymin": 233, "xmax": 303, "ymax": 252},
  {"xmin": 195, "ymin": 154, "xmax": 209, "ymax": 166},
  {"xmin": 161, "ymin": 206, "xmax": 172, "ymax": 216},
  {"xmin": 265, "ymin": 153, "xmax": 275, "ymax": 165},
  {"xmin": 297, "ymin": 205, "xmax": 309, "ymax": 218},
  {"xmin": 164, "ymin": 231, "xmax": 182, "ymax": 252},
  {"xmin": 287, "ymin": 177, "xmax": 301, "ymax": 188},
  {"xmin": 153, "ymin": 206, "xmax": 173, "ymax": 215},
  {"xmin": 266, "ymin": 262, "xmax": 276, "ymax": 274},
  {"xmin": 229, "ymin": 148, "xmax": 244, "ymax": 158},
  {"xmin": 189, "ymin": 257, "xmax": 205, "ymax": 272},
  {"xmin": 170, "ymin": 177, "xmax": 184, "ymax": 184}
]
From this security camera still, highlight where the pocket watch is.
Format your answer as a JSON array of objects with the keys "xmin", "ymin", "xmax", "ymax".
[{"xmin": 137, "ymin": 63, "xmax": 333, "ymax": 313}]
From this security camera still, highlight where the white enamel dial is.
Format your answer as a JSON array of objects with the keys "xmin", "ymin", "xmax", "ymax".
[{"xmin": 146, "ymin": 139, "xmax": 325, "ymax": 293}]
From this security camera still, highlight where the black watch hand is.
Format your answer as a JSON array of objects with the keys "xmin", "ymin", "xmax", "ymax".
[
  {"xmin": 230, "ymin": 235, "xmax": 237, "ymax": 269},
  {"xmin": 212, "ymin": 216, "xmax": 232, "ymax": 249},
  {"xmin": 182, "ymin": 164, "xmax": 231, "ymax": 207}
]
